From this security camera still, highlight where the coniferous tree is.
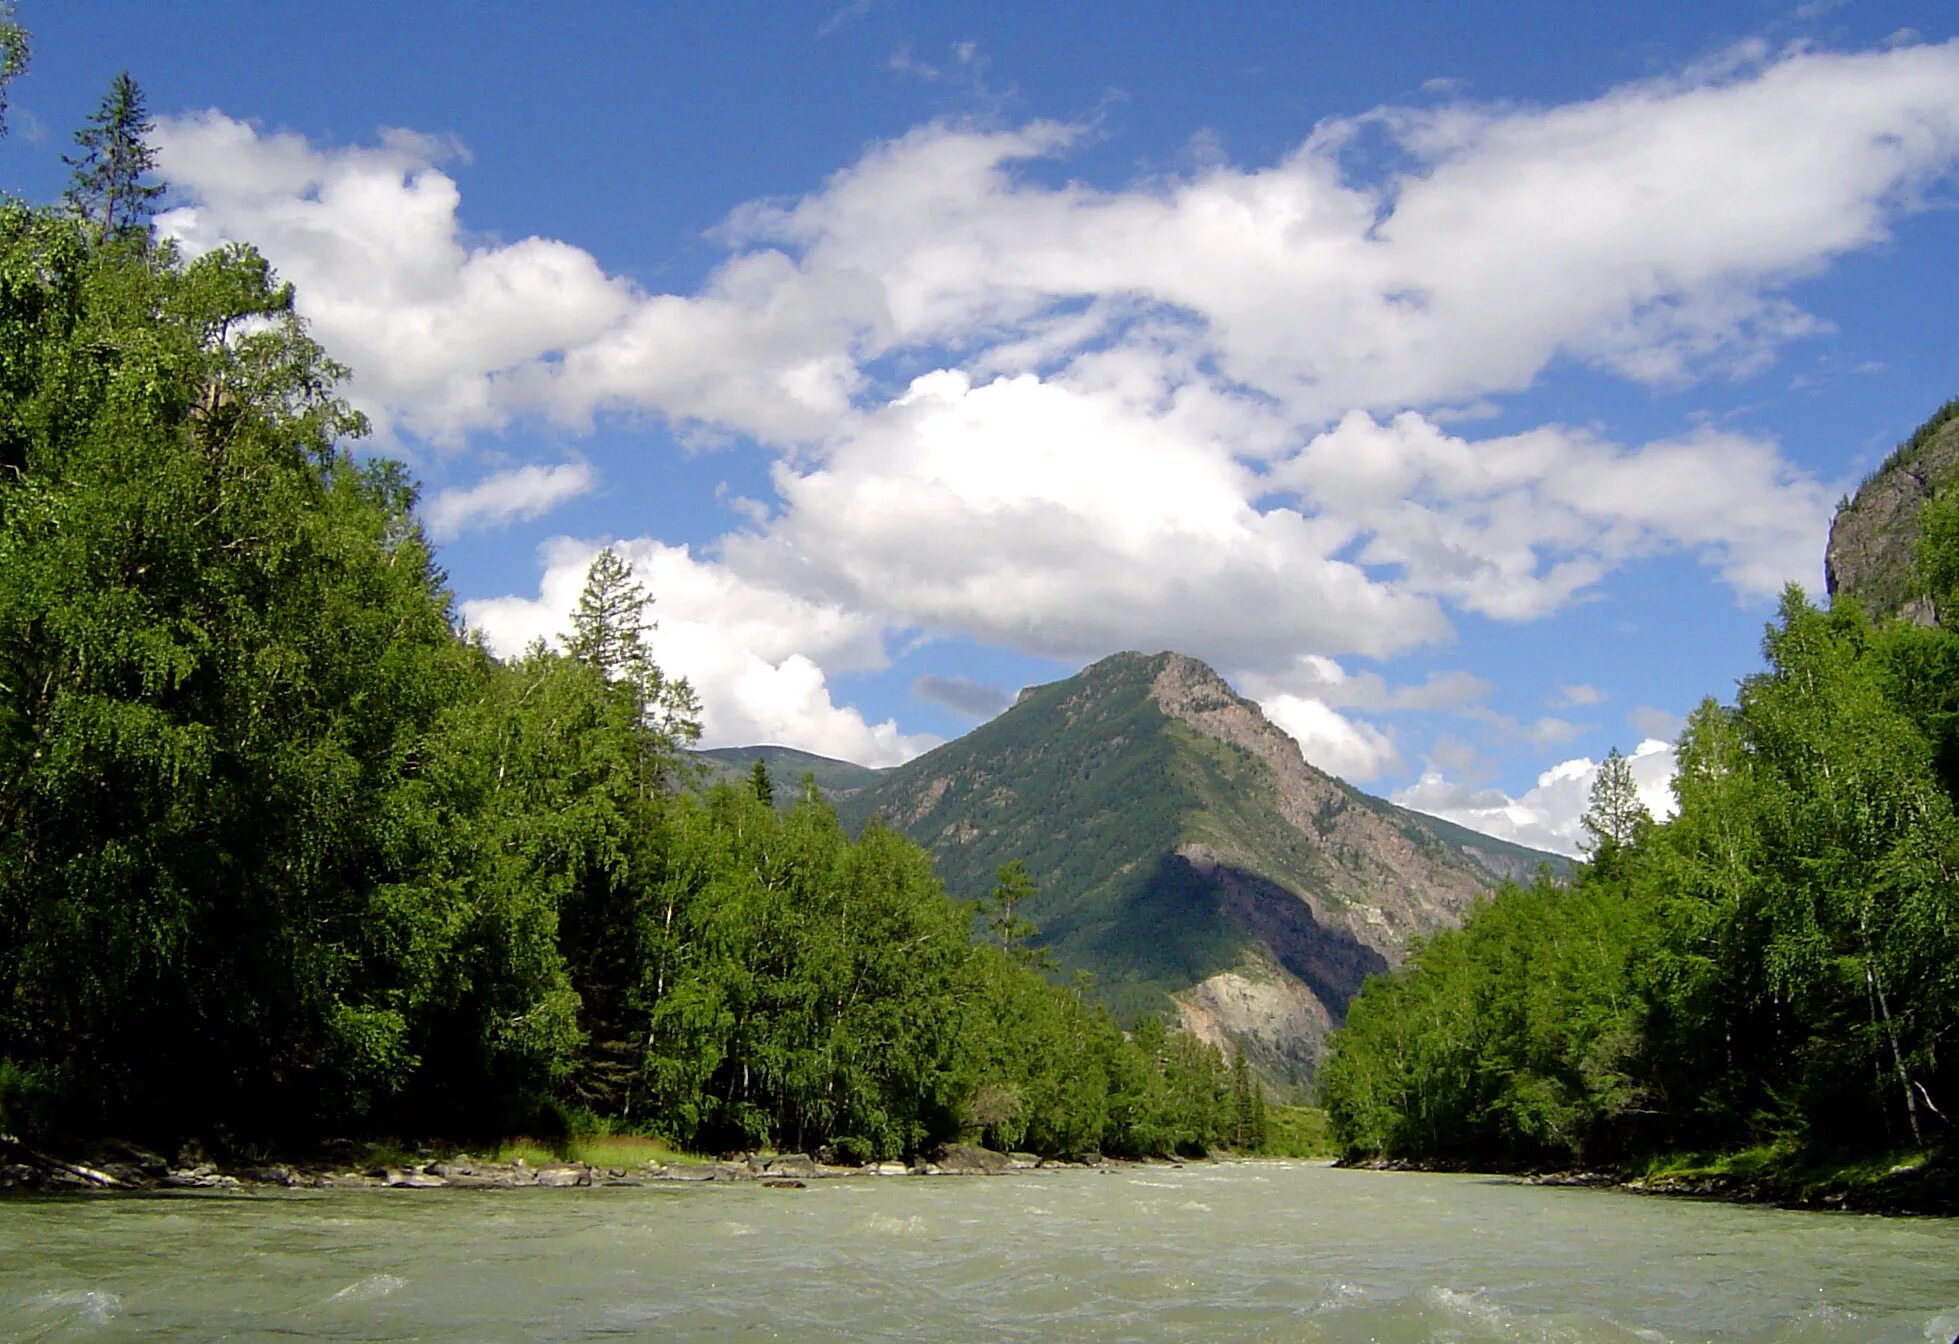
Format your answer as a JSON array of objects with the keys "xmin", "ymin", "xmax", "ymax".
[
  {"xmin": 982, "ymin": 859, "xmax": 1043, "ymax": 966},
  {"xmin": 749, "ymin": 757, "xmax": 775, "ymax": 807},
  {"xmin": 1581, "ymin": 746, "xmax": 1650, "ymax": 867},
  {"xmin": 64, "ymin": 71, "xmax": 165, "ymax": 243}
]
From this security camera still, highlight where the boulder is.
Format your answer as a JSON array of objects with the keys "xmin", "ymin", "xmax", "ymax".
[
  {"xmin": 931, "ymin": 1143, "xmax": 1012, "ymax": 1175},
  {"xmin": 533, "ymin": 1164, "xmax": 589, "ymax": 1188},
  {"xmin": 389, "ymin": 1170, "xmax": 448, "ymax": 1189},
  {"xmin": 765, "ymin": 1153, "xmax": 818, "ymax": 1178}
]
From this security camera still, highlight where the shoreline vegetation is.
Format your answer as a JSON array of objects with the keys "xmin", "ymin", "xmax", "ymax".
[
  {"xmin": 1319, "ymin": 403, "xmax": 1959, "ymax": 1218},
  {"xmin": 1339, "ymin": 1149, "xmax": 1959, "ymax": 1217},
  {"xmin": 0, "ymin": 1103, "xmax": 1335, "ymax": 1195},
  {"xmin": 0, "ymin": 1131, "xmax": 1297, "ymax": 1196},
  {"xmin": 0, "ymin": 52, "xmax": 1286, "ymax": 1180}
]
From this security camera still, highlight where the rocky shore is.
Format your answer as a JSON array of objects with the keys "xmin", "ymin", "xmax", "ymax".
[
  {"xmin": 0, "ymin": 1135, "xmax": 1120, "ymax": 1195},
  {"xmin": 1340, "ymin": 1153, "xmax": 1957, "ymax": 1216}
]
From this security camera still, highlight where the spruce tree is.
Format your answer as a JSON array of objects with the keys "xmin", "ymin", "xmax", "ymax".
[
  {"xmin": 64, "ymin": 71, "xmax": 165, "ymax": 243},
  {"xmin": 1580, "ymin": 746, "xmax": 1649, "ymax": 864}
]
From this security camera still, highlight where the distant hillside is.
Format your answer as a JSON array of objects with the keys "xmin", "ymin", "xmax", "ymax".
[
  {"xmin": 1826, "ymin": 397, "xmax": 1959, "ymax": 624},
  {"xmin": 829, "ymin": 651, "xmax": 1556, "ymax": 1092},
  {"xmin": 692, "ymin": 745, "xmax": 885, "ymax": 800},
  {"xmin": 1397, "ymin": 807, "xmax": 1571, "ymax": 883}
]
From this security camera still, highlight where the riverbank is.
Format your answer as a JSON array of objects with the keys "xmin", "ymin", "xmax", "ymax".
[
  {"xmin": 1344, "ymin": 1144, "xmax": 1958, "ymax": 1216},
  {"xmin": 0, "ymin": 1132, "xmax": 1151, "ymax": 1195}
]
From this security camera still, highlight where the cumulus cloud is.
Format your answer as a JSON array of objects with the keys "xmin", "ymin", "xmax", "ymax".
[
  {"xmin": 1260, "ymin": 696, "xmax": 1402, "ymax": 783},
  {"xmin": 146, "ymin": 40, "xmax": 1959, "ymax": 758},
  {"xmin": 423, "ymin": 461, "xmax": 595, "ymax": 541},
  {"xmin": 914, "ymin": 673, "xmax": 1012, "ymax": 719},
  {"xmin": 460, "ymin": 538, "xmax": 936, "ymax": 767},
  {"xmin": 1242, "ymin": 655, "xmax": 1492, "ymax": 712},
  {"xmin": 1628, "ymin": 704, "xmax": 1686, "ymax": 740},
  {"xmin": 1274, "ymin": 411, "xmax": 1835, "ymax": 617},
  {"xmin": 1395, "ymin": 738, "xmax": 1679, "ymax": 855},
  {"xmin": 154, "ymin": 112, "xmax": 879, "ymax": 447},
  {"xmin": 721, "ymin": 366, "xmax": 1450, "ymax": 666},
  {"xmin": 1552, "ymin": 683, "xmax": 1607, "ymax": 708}
]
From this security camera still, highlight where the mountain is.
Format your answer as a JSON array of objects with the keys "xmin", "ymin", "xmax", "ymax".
[
  {"xmin": 828, "ymin": 651, "xmax": 1559, "ymax": 1092},
  {"xmin": 692, "ymin": 744, "xmax": 884, "ymax": 798},
  {"xmin": 1826, "ymin": 398, "xmax": 1959, "ymax": 624}
]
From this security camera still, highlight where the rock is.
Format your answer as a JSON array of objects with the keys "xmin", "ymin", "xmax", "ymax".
[
  {"xmin": 761, "ymin": 1178, "xmax": 807, "ymax": 1189},
  {"xmin": 765, "ymin": 1153, "xmax": 818, "ymax": 1178},
  {"xmin": 389, "ymin": 1170, "xmax": 448, "ymax": 1189},
  {"xmin": 932, "ymin": 1143, "xmax": 1012, "ymax": 1175},
  {"xmin": 870, "ymin": 1162, "xmax": 910, "ymax": 1177},
  {"xmin": 239, "ymin": 1165, "xmax": 296, "ymax": 1187},
  {"xmin": 162, "ymin": 1169, "xmax": 241, "ymax": 1192},
  {"xmin": 533, "ymin": 1164, "xmax": 589, "ymax": 1188},
  {"xmin": 98, "ymin": 1140, "xmax": 168, "ymax": 1177},
  {"xmin": 1826, "ymin": 402, "xmax": 1959, "ymax": 624}
]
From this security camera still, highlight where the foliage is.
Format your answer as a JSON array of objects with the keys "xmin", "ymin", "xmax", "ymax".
[
  {"xmin": 0, "ymin": 86, "xmax": 1242, "ymax": 1160},
  {"xmin": 1323, "ymin": 555, "xmax": 1959, "ymax": 1172},
  {"xmin": 0, "ymin": 3, "xmax": 26, "ymax": 138},
  {"xmin": 63, "ymin": 71, "xmax": 165, "ymax": 243}
]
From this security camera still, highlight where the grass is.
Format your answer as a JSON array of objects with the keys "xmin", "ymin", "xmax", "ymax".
[
  {"xmin": 1259, "ymin": 1104, "xmax": 1337, "ymax": 1159},
  {"xmin": 487, "ymin": 1134, "xmax": 706, "ymax": 1168},
  {"xmin": 1629, "ymin": 1141, "xmax": 1955, "ymax": 1212}
]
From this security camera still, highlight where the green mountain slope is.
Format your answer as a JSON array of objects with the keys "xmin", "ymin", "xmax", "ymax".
[
  {"xmin": 831, "ymin": 651, "xmax": 1552, "ymax": 1090},
  {"xmin": 692, "ymin": 744, "xmax": 885, "ymax": 798},
  {"xmin": 1397, "ymin": 807, "xmax": 1571, "ymax": 883}
]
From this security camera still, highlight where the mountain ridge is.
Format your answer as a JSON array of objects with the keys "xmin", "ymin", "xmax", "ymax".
[{"xmin": 783, "ymin": 650, "xmax": 1562, "ymax": 1090}]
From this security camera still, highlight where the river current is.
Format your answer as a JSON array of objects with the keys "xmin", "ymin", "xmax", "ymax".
[{"xmin": 5, "ymin": 1162, "xmax": 1957, "ymax": 1342}]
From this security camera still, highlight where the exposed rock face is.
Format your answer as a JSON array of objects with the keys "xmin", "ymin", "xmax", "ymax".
[
  {"xmin": 1151, "ymin": 657, "xmax": 1488, "ymax": 945},
  {"xmin": 1825, "ymin": 401, "xmax": 1959, "ymax": 625},
  {"xmin": 839, "ymin": 650, "xmax": 1540, "ymax": 1091}
]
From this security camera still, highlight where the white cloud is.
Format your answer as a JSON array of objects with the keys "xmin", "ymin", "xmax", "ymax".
[
  {"xmin": 147, "ymin": 41, "xmax": 1959, "ymax": 757},
  {"xmin": 721, "ymin": 366, "xmax": 1450, "ymax": 666},
  {"xmin": 1552, "ymin": 683, "xmax": 1608, "ymax": 708},
  {"xmin": 154, "ymin": 112, "xmax": 878, "ymax": 447},
  {"xmin": 423, "ymin": 461, "xmax": 595, "ymax": 541},
  {"xmin": 1242, "ymin": 655, "xmax": 1492, "ymax": 712},
  {"xmin": 1628, "ymin": 704, "xmax": 1686, "ymax": 740},
  {"xmin": 1275, "ymin": 411, "xmax": 1835, "ymax": 616},
  {"xmin": 460, "ymin": 538, "xmax": 935, "ymax": 767},
  {"xmin": 1395, "ymin": 737, "xmax": 1679, "ymax": 855},
  {"xmin": 1259, "ymin": 695, "xmax": 1401, "ymax": 782}
]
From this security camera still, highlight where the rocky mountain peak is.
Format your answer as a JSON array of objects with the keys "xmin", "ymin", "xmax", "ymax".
[{"xmin": 1826, "ymin": 399, "xmax": 1958, "ymax": 625}]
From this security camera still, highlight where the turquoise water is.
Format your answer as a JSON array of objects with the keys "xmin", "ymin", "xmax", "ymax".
[{"xmin": 5, "ymin": 1162, "xmax": 1957, "ymax": 1342}]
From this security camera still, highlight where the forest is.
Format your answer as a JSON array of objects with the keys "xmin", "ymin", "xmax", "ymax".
[
  {"xmin": 1321, "ymin": 437, "xmax": 1959, "ymax": 1182},
  {"xmin": 0, "ymin": 49, "xmax": 1259, "ymax": 1162}
]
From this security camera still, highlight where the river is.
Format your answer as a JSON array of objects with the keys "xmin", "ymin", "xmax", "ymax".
[{"xmin": 5, "ymin": 1162, "xmax": 1956, "ymax": 1342}]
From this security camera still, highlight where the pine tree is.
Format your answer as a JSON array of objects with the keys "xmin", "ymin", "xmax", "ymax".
[
  {"xmin": 565, "ymin": 546, "xmax": 702, "ymax": 776},
  {"xmin": 982, "ymin": 859, "xmax": 1043, "ymax": 966},
  {"xmin": 64, "ymin": 71, "xmax": 165, "ymax": 243},
  {"xmin": 749, "ymin": 757, "xmax": 775, "ymax": 807},
  {"xmin": 1581, "ymin": 746, "xmax": 1650, "ymax": 865}
]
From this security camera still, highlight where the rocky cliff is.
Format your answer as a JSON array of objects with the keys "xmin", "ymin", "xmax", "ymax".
[
  {"xmin": 1826, "ymin": 399, "xmax": 1959, "ymax": 624},
  {"xmin": 833, "ymin": 651, "xmax": 1553, "ymax": 1092}
]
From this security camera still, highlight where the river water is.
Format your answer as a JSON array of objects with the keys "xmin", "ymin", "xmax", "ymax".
[{"xmin": 5, "ymin": 1162, "xmax": 1957, "ymax": 1342}]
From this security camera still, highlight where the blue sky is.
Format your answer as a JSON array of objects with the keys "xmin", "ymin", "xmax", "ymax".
[{"xmin": 5, "ymin": 2, "xmax": 1956, "ymax": 851}]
